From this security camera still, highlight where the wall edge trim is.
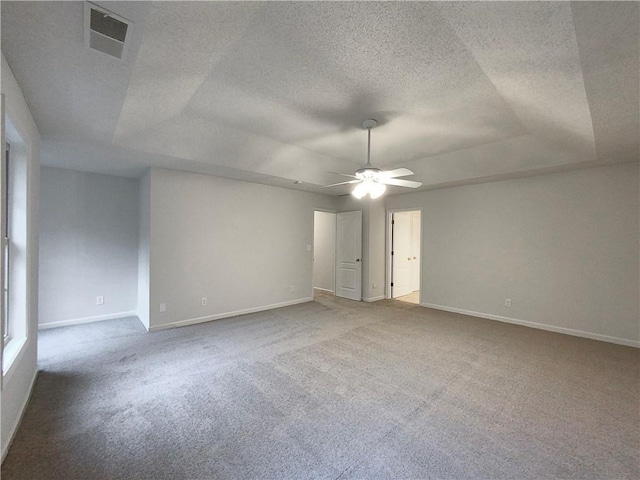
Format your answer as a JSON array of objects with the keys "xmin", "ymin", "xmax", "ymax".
[
  {"xmin": 313, "ymin": 288, "xmax": 334, "ymax": 294},
  {"xmin": 38, "ymin": 311, "xmax": 138, "ymax": 330},
  {"xmin": 149, "ymin": 298, "xmax": 313, "ymax": 332},
  {"xmin": 422, "ymin": 303, "xmax": 640, "ymax": 348},
  {"xmin": 364, "ymin": 295, "xmax": 385, "ymax": 303}
]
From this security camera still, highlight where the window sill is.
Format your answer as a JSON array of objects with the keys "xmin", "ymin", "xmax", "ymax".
[{"xmin": 3, "ymin": 335, "xmax": 27, "ymax": 379}]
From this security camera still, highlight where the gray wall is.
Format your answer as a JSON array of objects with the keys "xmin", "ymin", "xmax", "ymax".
[
  {"xmin": 313, "ymin": 211, "xmax": 336, "ymax": 292},
  {"xmin": 39, "ymin": 167, "xmax": 139, "ymax": 327},
  {"xmin": 137, "ymin": 170, "xmax": 151, "ymax": 330},
  {"xmin": 387, "ymin": 163, "xmax": 640, "ymax": 345},
  {"xmin": 144, "ymin": 168, "xmax": 338, "ymax": 330},
  {"xmin": 367, "ymin": 199, "xmax": 387, "ymax": 301}
]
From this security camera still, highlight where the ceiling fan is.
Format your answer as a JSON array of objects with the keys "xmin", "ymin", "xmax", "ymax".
[{"xmin": 321, "ymin": 119, "xmax": 422, "ymax": 199}]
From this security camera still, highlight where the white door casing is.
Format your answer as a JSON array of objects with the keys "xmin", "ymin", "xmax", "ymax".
[
  {"xmin": 410, "ymin": 211, "xmax": 421, "ymax": 292},
  {"xmin": 335, "ymin": 211, "xmax": 362, "ymax": 301}
]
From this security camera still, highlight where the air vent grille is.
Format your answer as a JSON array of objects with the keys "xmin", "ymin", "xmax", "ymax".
[
  {"xmin": 84, "ymin": 2, "xmax": 132, "ymax": 61},
  {"xmin": 90, "ymin": 8, "xmax": 128, "ymax": 42}
]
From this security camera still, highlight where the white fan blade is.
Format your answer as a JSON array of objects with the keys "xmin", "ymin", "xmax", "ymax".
[
  {"xmin": 320, "ymin": 180, "xmax": 361, "ymax": 188},
  {"xmin": 379, "ymin": 178, "xmax": 422, "ymax": 188},
  {"xmin": 380, "ymin": 168, "xmax": 414, "ymax": 178},
  {"xmin": 328, "ymin": 171, "xmax": 359, "ymax": 179}
]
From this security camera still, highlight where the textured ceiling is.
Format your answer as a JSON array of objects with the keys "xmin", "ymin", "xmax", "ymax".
[{"xmin": 1, "ymin": 1, "xmax": 638, "ymax": 195}]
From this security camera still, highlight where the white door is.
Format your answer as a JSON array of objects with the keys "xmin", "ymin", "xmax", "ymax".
[
  {"xmin": 410, "ymin": 211, "xmax": 421, "ymax": 292},
  {"xmin": 335, "ymin": 211, "xmax": 362, "ymax": 301},
  {"xmin": 392, "ymin": 212, "xmax": 413, "ymax": 298}
]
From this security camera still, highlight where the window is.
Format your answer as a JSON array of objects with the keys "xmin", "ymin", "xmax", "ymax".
[
  {"xmin": 2, "ymin": 118, "xmax": 29, "ymax": 377},
  {"xmin": 2, "ymin": 142, "xmax": 9, "ymax": 345}
]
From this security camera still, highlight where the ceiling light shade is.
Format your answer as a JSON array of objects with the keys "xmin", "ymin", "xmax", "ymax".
[
  {"xmin": 352, "ymin": 181, "xmax": 369, "ymax": 199},
  {"xmin": 351, "ymin": 178, "xmax": 386, "ymax": 199},
  {"xmin": 369, "ymin": 181, "xmax": 386, "ymax": 199}
]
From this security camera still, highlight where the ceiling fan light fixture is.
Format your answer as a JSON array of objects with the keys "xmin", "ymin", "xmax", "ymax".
[
  {"xmin": 351, "ymin": 178, "xmax": 386, "ymax": 199},
  {"xmin": 352, "ymin": 181, "xmax": 369, "ymax": 199},
  {"xmin": 369, "ymin": 181, "xmax": 386, "ymax": 199}
]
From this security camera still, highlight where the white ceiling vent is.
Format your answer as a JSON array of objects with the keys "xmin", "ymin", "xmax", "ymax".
[{"xmin": 84, "ymin": 2, "xmax": 132, "ymax": 61}]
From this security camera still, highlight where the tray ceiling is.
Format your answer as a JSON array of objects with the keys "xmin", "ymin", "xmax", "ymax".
[{"xmin": 1, "ymin": 1, "xmax": 638, "ymax": 194}]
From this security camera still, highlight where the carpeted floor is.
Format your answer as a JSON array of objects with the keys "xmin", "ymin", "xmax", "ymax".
[{"xmin": 2, "ymin": 293, "xmax": 639, "ymax": 479}]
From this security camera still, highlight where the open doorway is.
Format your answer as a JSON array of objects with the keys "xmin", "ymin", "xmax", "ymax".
[
  {"xmin": 313, "ymin": 211, "xmax": 336, "ymax": 300},
  {"xmin": 313, "ymin": 210, "xmax": 364, "ymax": 302},
  {"xmin": 388, "ymin": 210, "xmax": 421, "ymax": 304}
]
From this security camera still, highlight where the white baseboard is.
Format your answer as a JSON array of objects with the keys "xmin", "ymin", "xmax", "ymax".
[
  {"xmin": 422, "ymin": 303, "xmax": 640, "ymax": 348},
  {"xmin": 364, "ymin": 295, "xmax": 385, "ymax": 303},
  {"xmin": 38, "ymin": 311, "xmax": 138, "ymax": 330},
  {"xmin": 2, "ymin": 368, "xmax": 38, "ymax": 462},
  {"xmin": 149, "ymin": 298, "xmax": 313, "ymax": 332},
  {"xmin": 313, "ymin": 287, "xmax": 334, "ymax": 294}
]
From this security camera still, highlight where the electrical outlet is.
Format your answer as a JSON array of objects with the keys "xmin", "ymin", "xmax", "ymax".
[
  {"xmin": 159, "ymin": 303, "xmax": 166, "ymax": 313},
  {"xmin": 201, "ymin": 297, "xmax": 207, "ymax": 306},
  {"xmin": 505, "ymin": 299, "xmax": 511, "ymax": 308},
  {"xmin": 290, "ymin": 285, "xmax": 295, "ymax": 292},
  {"xmin": 96, "ymin": 296, "xmax": 104, "ymax": 305}
]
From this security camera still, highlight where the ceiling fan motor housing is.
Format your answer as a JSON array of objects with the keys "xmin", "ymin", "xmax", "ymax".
[{"xmin": 355, "ymin": 167, "xmax": 382, "ymax": 179}]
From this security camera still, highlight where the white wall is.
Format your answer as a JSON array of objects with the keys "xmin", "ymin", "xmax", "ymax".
[
  {"xmin": 313, "ymin": 211, "xmax": 335, "ymax": 292},
  {"xmin": 387, "ymin": 163, "xmax": 640, "ymax": 346},
  {"xmin": 1, "ymin": 53, "xmax": 40, "ymax": 459},
  {"xmin": 145, "ymin": 168, "xmax": 338, "ymax": 330},
  {"xmin": 38, "ymin": 167, "xmax": 139, "ymax": 328}
]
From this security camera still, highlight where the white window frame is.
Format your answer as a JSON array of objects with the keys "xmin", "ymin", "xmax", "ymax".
[
  {"xmin": 2, "ymin": 141, "xmax": 10, "ymax": 347},
  {"xmin": 2, "ymin": 111, "xmax": 29, "ymax": 380}
]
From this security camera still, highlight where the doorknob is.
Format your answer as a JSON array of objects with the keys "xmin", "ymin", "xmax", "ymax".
[
  {"xmin": 356, "ymin": 258, "xmax": 360, "ymax": 262},
  {"xmin": 413, "ymin": 256, "xmax": 417, "ymax": 259},
  {"xmin": 408, "ymin": 257, "xmax": 411, "ymax": 261}
]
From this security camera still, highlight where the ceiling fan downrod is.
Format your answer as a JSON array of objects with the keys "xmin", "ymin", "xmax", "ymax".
[{"xmin": 363, "ymin": 119, "xmax": 377, "ymax": 168}]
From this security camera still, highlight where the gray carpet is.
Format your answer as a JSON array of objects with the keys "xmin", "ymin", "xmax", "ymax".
[{"xmin": 2, "ymin": 293, "xmax": 639, "ymax": 479}]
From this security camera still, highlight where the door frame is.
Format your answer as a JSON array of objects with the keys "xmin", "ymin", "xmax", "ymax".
[{"xmin": 386, "ymin": 208, "xmax": 423, "ymax": 302}]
